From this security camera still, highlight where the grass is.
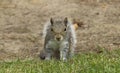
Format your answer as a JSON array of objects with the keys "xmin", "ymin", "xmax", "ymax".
[{"xmin": 0, "ymin": 49, "xmax": 120, "ymax": 73}]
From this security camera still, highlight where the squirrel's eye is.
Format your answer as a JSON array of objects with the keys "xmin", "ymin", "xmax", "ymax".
[
  {"xmin": 51, "ymin": 28, "xmax": 53, "ymax": 31},
  {"xmin": 64, "ymin": 28, "xmax": 66, "ymax": 31}
]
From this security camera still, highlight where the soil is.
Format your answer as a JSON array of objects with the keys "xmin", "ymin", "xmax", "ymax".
[{"xmin": 0, "ymin": 0, "xmax": 120, "ymax": 61}]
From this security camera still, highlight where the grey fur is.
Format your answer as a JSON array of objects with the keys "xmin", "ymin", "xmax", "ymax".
[{"xmin": 42, "ymin": 17, "xmax": 77, "ymax": 61}]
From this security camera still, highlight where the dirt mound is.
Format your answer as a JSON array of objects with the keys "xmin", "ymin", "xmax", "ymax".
[{"xmin": 0, "ymin": 0, "xmax": 120, "ymax": 61}]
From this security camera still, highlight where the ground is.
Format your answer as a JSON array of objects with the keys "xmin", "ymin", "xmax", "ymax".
[
  {"xmin": 0, "ymin": 49, "xmax": 120, "ymax": 73},
  {"xmin": 0, "ymin": 0, "xmax": 120, "ymax": 61}
]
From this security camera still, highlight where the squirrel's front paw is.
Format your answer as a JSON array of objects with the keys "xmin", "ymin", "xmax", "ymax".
[
  {"xmin": 61, "ymin": 57, "xmax": 67, "ymax": 62},
  {"xmin": 45, "ymin": 57, "xmax": 51, "ymax": 60}
]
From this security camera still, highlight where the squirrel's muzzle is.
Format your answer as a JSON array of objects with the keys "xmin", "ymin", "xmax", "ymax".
[{"xmin": 55, "ymin": 35, "xmax": 63, "ymax": 41}]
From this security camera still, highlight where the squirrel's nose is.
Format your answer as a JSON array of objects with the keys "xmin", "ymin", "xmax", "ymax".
[{"xmin": 56, "ymin": 37, "xmax": 61, "ymax": 41}]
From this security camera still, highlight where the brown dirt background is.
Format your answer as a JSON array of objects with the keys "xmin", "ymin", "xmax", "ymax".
[{"xmin": 0, "ymin": 0, "xmax": 120, "ymax": 61}]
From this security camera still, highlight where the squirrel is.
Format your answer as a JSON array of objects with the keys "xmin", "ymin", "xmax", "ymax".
[{"xmin": 40, "ymin": 17, "xmax": 78, "ymax": 61}]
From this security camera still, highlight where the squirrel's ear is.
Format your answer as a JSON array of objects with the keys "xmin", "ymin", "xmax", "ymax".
[
  {"xmin": 50, "ymin": 18, "xmax": 53, "ymax": 25},
  {"xmin": 64, "ymin": 17, "xmax": 68, "ymax": 26}
]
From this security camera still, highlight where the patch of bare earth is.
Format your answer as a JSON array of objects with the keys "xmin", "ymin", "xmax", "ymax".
[{"xmin": 0, "ymin": 0, "xmax": 120, "ymax": 61}]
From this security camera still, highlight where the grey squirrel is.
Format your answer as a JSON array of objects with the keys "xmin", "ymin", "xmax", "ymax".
[{"xmin": 40, "ymin": 17, "xmax": 77, "ymax": 61}]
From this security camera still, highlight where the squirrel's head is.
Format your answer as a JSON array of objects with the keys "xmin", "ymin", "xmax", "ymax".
[{"xmin": 50, "ymin": 17, "xmax": 69, "ymax": 41}]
